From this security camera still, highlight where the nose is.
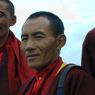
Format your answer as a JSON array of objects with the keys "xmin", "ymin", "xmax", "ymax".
[{"xmin": 25, "ymin": 39, "xmax": 36, "ymax": 51}]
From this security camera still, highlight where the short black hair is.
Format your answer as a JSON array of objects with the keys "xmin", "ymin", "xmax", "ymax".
[
  {"xmin": 0, "ymin": 0, "xmax": 15, "ymax": 16},
  {"xmin": 27, "ymin": 11, "xmax": 64, "ymax": 37}
]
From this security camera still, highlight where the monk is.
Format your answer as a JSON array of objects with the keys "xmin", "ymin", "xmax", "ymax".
[
  {"xmin": 81, "ymin": 28, "xmax": 95, "ymax": 78},
  {"xmin": 19, "ymin": 11, "xmax": 95, "ymax": 95},
  {"xmin": 0, "ymin": 0, "xmax": 30, "ymax": 95}
]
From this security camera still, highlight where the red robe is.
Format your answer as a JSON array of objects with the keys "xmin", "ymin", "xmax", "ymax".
[
  {"xmin": 0, "ymin": 31, "xmax": 31, "ymax": 95},
  {"xmin": 19, "ymin": 57, "xmax": 95, "ymax": 95},
  {"xmin": 81, "ymin": 28, "xmax": 95, "ymax": 78}
]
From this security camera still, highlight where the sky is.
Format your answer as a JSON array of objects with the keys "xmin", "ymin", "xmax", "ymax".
[{"xmin": 10, "ymin": 0, "xmax": 95, "ymax": 65}]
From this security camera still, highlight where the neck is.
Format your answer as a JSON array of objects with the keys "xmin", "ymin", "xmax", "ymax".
[{"xmin": 34, "ymin": 56, "xmax": 59, "ymax": 72}]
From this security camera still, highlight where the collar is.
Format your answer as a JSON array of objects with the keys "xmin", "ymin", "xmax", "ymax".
[{"xmin": 32, "ymin": 56, "xmax": 63, "ymax": 80}]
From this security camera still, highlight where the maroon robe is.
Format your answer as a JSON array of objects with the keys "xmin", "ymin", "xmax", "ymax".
[
  {"xmin": 0, "ymin": 49, "xmax": 8, "ymax": 95},
  {"xmin": 19, "ymin": 56, "xmax": 95, "ymax": 95},
  {"xmin": 81, "ymin": 28, "xmax": 95, "ymax": 78},
  {"xmin": 0, "ymin": 31, "xmax": 31, "ymax": 95}
]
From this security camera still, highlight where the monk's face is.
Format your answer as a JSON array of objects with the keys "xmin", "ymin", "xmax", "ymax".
[
  {"xmin": 21, "ymin": 17, "xmax": 64, "ymax": 71},
  {"xmin": 0, "ymin": 1, "xmax": 16, "ymax": 38}
]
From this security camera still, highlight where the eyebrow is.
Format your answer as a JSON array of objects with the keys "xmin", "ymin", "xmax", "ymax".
[{"xmin": 21, "ymin": 31, "xmax": 45, "ymax": 38}]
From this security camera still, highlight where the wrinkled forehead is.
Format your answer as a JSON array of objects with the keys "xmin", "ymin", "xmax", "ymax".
[
  {"xmin": 26, "ymin": 17, "xmax": 51, "ymax": 26},
  {"xmin": 22, "ymin": 17, "xmax": 53, "ymax": 32},
  {"xmin": 21, "ymin": 17, "xmax": 56, "ymax": 38},
  {"xmin": 0, "ymin": 1, "xmax": 8, "ymax": 9}
]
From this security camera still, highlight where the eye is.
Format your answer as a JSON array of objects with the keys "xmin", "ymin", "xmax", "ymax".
[
  {"xmin": 0, "ymin": 12, "xmax": 5, "ymax": 17},
  {"xmin": 33, "ymin": 32, "xmax": 45, "ymax": 40},
  {"xmin": 21, "ymin": 37, "xmax": 28, "ymax": 41},
  {"xmin": 35, "ymin": 34, "xmax": 45, "ymax": 39},
  {"xmin": 21, "ymin": 34, "xmax": 28, "ymax": 41},
  {"xmin": 32, "ymin": 31, "xmax": 45, "ymax": 40}
]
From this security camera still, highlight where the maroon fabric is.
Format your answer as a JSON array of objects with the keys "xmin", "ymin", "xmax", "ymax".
[
  {"xmin": 81, "ymin": 28, "xmax": 95, "ymax": 78},
  {"xmin": 0, "ymin": 31, "xmax": 31, "ymax": 95},
  {"xmin": 19, "ymin": 56, "xmax": 95, "ymax": 95},
  {"xmin": 63, "ymin": 68, "xmax": 95, "ymax": 95},
  {"xmin": 0, "ymin": 51, "xmax": 3, "ymax": 62},
  {"xmin": 0, "ymin": 49, "xmax": 8, "ymax": 95}
]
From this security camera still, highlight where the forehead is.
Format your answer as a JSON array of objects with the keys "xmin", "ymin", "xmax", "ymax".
[
  {"xmin": 22, "ymin": 17, "xmax": 53, "ymax": 33},
  {"xmin": 0, "ymin": 1, "xmax": 8, "ymax": 10}
]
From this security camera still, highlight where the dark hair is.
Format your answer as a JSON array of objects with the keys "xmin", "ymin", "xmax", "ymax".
[
  {"xmin": 0, "ymin": 0, "xmax": 15, "ymax": 16},
  {"xmin": 27, "ymin": 11, "xmax": 64, "ymax": 37}
]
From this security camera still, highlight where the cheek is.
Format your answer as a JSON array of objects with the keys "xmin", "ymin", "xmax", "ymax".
[
  {"xmin": 43, "ymin": 42, "xmax": 57, "ymax": 56},
  {"xmin": 41, "ymin": 44, "xmax": 57, "ymax": 65}
]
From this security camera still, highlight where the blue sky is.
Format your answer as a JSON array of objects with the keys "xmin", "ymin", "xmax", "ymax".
[{"xmin": 11, "ymin": 0, "xmax": 95, "ymax": 65}]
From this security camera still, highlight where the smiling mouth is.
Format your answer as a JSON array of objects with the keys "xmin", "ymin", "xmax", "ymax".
[{"xmin": 26, "ymin": 54, "xmax": 39, "ymax": 60}]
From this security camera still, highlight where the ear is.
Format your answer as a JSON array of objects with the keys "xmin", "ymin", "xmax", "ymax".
[
  {"xmin": 10, "ymin": 16, "xmax": 16, "ymax": 26},
  {"xmin": 56, "ymin": 34, "xmax": 66, "ymax": 50}
]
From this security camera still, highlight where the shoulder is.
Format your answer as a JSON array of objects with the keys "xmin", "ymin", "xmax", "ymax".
[
  {"xmin": 64, "ymin": 65, "xmax": 94, "ymax": 82},
  {"xmin": 58, "ymin": 64, "xmax": 90, "ymax": 85},
  {"xmin": 67, "ymin": 65, "xmax": 89, "ymax": 78},
  {"xmin": 62, "ymin": 65, "xmax": 95, "ymax": 95}
]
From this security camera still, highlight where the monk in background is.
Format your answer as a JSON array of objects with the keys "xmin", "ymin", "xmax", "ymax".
[
  {"xmin": 0, "ymin": 0, "xmax": 31, "ymax": 95},
  {"xmin": 81, "ymin": 28, "xmax": 95, "ymax": 78}
]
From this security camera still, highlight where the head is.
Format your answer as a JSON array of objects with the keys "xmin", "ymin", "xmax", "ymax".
[
  {"xmin": 21, "ymin": 11, "xmax": 66, "ymax": 71},
  {"xmin": 0, "ymin": 0, "xmax": 16, "ymax": 39}
]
